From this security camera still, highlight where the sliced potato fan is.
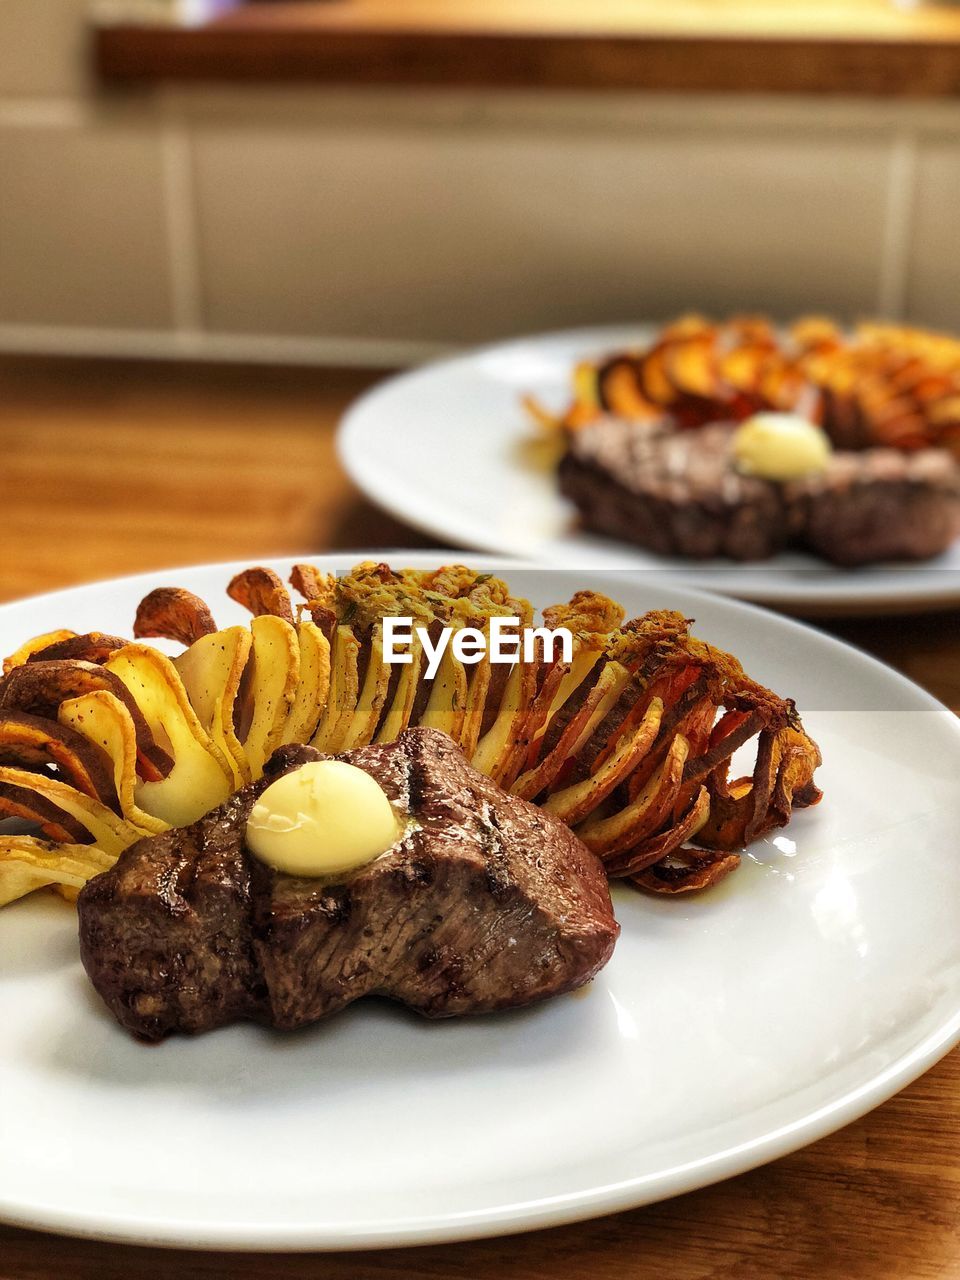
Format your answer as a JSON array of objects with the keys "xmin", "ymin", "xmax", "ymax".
[
  {"xmin": 175, "ymin": 625, "xmax": 252, "ymax": 787},
  {"xmin": 0, "ymin": 560, "xmax": 822, "ymax": 908},
  {"xmin": 105, "ymin": 645, "xmax": 234, "ymax": 828},
  {"xmin": 59, "ymin": 690, "xmax": 169, "ymax": 835},
  {"xmin": 237, "ymin": 616, "xmax": 299, "ymax": 777}
]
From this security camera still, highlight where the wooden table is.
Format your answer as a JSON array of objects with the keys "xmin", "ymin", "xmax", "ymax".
[{"xmin": 1, "ymin": 355, "xmax": 958, "ymax": 1280}]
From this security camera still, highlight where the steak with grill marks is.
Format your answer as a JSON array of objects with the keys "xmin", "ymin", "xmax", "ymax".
[{"xmin": 77, "ymin": 727, "xmax": 619, "ymax": 1041}]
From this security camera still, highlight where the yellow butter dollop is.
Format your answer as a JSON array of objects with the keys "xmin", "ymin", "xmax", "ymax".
[
  {"xmin": 245, "ymin": 760, "xmax": 402, "ymax": 877},
  {"xmin": 732, "ymin": 413, "xmax": 832, "ymax": 481}
]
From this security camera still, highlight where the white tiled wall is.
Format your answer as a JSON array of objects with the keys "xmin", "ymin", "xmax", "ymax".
[
  {"xmin": 1, "ymin": 0, "xmax": 960, "ymax": 365},
  {"xmin": 0, "ymin": 115, "xmax": 173, "ymax": 327}
]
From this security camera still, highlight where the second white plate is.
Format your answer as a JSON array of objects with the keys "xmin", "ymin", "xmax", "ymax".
[{"xmin": 338, "ymin": 326, "xmax": 960, "ymax": 613}]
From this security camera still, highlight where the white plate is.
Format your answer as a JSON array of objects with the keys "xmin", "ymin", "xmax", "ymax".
[
  {"xmin": 1, "ymin": 553, "xmax": 959, "ymax": 1252},
  {"xmin": 338, "ymin": 326, "xmax": 960, "ymax": 613}
]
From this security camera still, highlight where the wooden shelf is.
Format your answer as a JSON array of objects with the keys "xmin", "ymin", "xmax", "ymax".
[{"xmin": 94, "ymin": 0, "xmax": 960, "ymax": 96}]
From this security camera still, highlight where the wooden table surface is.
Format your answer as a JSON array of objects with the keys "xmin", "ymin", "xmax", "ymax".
[{"xmin": 0, "ymin": 355, "xmax": 958, "ymax": 1280}]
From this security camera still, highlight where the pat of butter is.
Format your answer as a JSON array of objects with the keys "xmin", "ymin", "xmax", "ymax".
[
  {"xmin": 733, "ymin": 413, "xmax": 832, "ymax": 481},
  {"xmin": 246, "ymin": 760, "xmax": 401, "ymax": 877}
]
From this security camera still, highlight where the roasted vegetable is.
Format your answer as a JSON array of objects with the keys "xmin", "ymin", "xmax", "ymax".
[
  {"xmin": 134, "ymin": 588, "xmax": 216, "ymax": 646},
  {"xmin": 0, "ymin": 561, "xmax": 822, "ymax": 909},
  {"xmin": 530, "ymin": 314, "xmax": 960, "ymax": 456}
]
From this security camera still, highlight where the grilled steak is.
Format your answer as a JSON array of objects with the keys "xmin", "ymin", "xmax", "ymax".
[
  {"xmin": 559, "ymin": 418, "xmax": 960, "ymax": 564},
  {"xmin": 77, "ymin": 727, "xmax": 619, "ymax": 1041},
  {"xmin": 794, "ymin": 448, "xmax": 960, "ymax": 566}
]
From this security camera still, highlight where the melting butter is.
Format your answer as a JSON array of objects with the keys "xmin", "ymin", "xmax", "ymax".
[
  {"xmin": 246, "ymin": 760, "xmax": 401, "ymax": 877},
  {"xmin": 732, "ymin": 412, "xmax": 832, "ymax": 481}
]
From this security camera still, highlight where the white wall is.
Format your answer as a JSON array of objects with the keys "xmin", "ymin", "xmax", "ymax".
[{"xmin": 1, "ymin": 1, "xmax": 960, "ymax": 366}]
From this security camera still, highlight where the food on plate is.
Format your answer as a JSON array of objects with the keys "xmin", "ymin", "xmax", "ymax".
[
  {"xmin": 533, "ymin": 315, "xmax": 960, "ymax": 564},
  {"xmin": 535, "ymin": 315, "xmax": 960, "ymax": 451},
  {"xmin": 77, "ymin": 728, "xmax": 620, "ymax": 1040},
  {"xmin": 559, "ymin": 418, "xmax": 960, "ymax": 565},
  {"xmin": 0, "ymin": 561, "xmax": 822, "ymax": 918}
]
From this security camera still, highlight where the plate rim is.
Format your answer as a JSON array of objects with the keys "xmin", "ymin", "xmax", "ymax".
[
  {"xmin": 1, "ymin": 550, "xmax": 958, "ymax": 1252},
  {"xmin": 336, "ymin": 325, "xmax": 960, "ymax": 615}
]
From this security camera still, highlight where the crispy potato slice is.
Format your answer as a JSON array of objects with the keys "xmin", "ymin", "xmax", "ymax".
[
  {"xmin": 175, "ymin": 626, "xmax": 253, "ymax": 786},
  {"xmin": 0, "ymin": 659, "xmax": 173, "ymax": 781},
  {"xmin": 604, "ymin": 784, "xmax": 710, "ymax": 877},
  {"xmin": 289, "ymin": 564, "xmax": 337, "ymax": 631},
  {"xmin": 541, "ymin": 697, "xmax": 663, "ymax": 826},
  {"xmin": 597, "ymin": 358, "xmax": 657, "ymax": 420},
  {"xmin": 27, "ymin": 632, "xmax": 129, "ymax": 664},
  {"xmin": 577, "ymin": 733, "xmax": 690, "ymax": 858},
  {"xmin": 632, "ymin": 846, "xmax": 741, "ymax": 894},
  {"xmin": 375, "ymin": 630, "xmax": 423, "ymax": 744},
  {"xmin": 339, "ymin": 626, "xmax": 392, "ymax": 750},
  {"xmin": 3, "ymin": 630, "xmax": 77, "ymax": 675},
  {"xmin": 525, "ymin": 647, "xmax": 604, "ymax": 765},
  {"xmin": 134, "ymin": 588, "xmax": 217, "ymax": 646},
  {"xmin": 683, "ymin": 709, "xmax": 762, "ymax": 785},
  {"xmin": 664, "ymin": 337, "xmax": 719, "ymax": 400},
  {"xmin": 59, "ymin": 691, "xmax": 169, "ymax": 835},
  {"xmin": 280, "ymin": 618, "xmax": 332, "ymax": 746},
  {"xmin": 0, "ymin": 835, "xmax": 115, "ymax": 908},
  {"xmin": 0, "ymin": 709, "xmax": 117, "ymax": 804},
  {"xmin": 470, "ymin": 659, "xmax": 531, "ymax": 786},
  {"xmin": 238, "ymin": 615, "xmax": 300, "ymax": 777},
  {"xmin": 0, "ymin": 781, "xmax": 89, "ymax": 842},
  {"xmin": 455, "ymin": 644, "xmax": 491, "ymax": 759},
  {"xmin": 511, "ymin": 660, "xmax": 632, "ymax": 801},
  {"xmin": 313, "ymin": 624, "xmax": 363, "ymax": 751},
  {"xmin": 105, "ymin": 645, "xmax": 233, "ymax": 826},
  {"xmin": 0, "ymin": 765, "xmax": 146, "ymax": 855},
  {"xmin": 228, "ymin": 567, "xmax": 294, "ymax": 623},
  {"xmin": 419, "ymin": 628, "xmax": 469, "ymax": 744}
]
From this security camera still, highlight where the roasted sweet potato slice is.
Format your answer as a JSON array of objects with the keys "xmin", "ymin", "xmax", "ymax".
[
  {"xmin": 0, "ymin": 765, "xmax": 145, "ymax": 855},
  {"xmin": 596, "ymin": 357, "xmax": 656, "ymax": 420},
  {"xmin": 683, "ymin": 709, "xmax": 762, "ymax": 785},
  {"xmin": 577, "ymin": 733, "xmax": 691, "ymax": 858},
  {"xmin": 603, "ymin": 784, "xmax": 710, "ymax": 877},
  {"xmin": 541, "ymin": 698, "xmax": 663, "ymax": 827},
  {"xmin": 59, "ymin": 691, "xmax": 169, "ymax": 835},
  {"xmin": 228, "ymin": 567, "xmax": 294, "ymax": 623},
  {"xmin": 511, "ymin": 660, "xmax": 632, "ymax": 801},
  {"xmin": 0, "ymin": 659, "xmax": 173, "ymax": 781},
  {"xmin": 134, "ymin": 588, "xmax": 217, "ymax": 646},
  {"xmin": 0, "ymin": 781, "xmax": 89, "ymax": 843},
  {"xmin": 0, "ymin": 709, "xmax": 117, "ymax": 806}
]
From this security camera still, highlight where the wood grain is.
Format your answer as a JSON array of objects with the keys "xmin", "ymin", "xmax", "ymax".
[
  {"xmin": 94, "ymin": 0, "xmax": 960, "ymax": 95},
  {"xmin": 0, "ymin": 353, "xmax": 958, "ymax": 1279}
]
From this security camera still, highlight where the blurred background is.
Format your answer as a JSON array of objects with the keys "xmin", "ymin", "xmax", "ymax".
[
  {"xmin": 2, "ymin": 0, "xmax": 960, "ymax": 660},
  {"xmin": 3, "ymin": 7, "xmax": 960, "ymax": 1276},
  {"xmin": 1, "ymin": 0, "xmax": 959, "ymax": 363}
]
